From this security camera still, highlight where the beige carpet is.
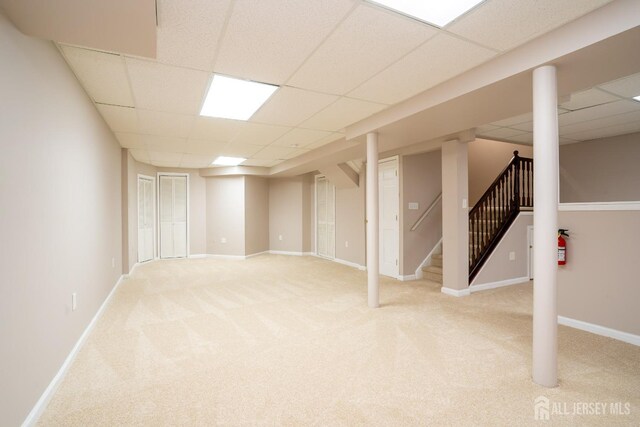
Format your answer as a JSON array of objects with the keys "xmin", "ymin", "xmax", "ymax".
[{"xmin": 39, "ymin": 254, "xmax": 639, "ymax": 426}]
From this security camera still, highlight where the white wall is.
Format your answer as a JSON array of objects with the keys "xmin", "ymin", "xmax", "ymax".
[{"xmin": 0, "ymin": 13, "xmax": 123, "ymax": 426}]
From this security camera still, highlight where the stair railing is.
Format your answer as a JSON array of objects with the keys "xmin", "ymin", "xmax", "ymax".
[
  {"xmin": 469, "ymin": 151, "xmax": 533, "ymax": 282},
  {"xmin": 410, "ymin": 192, "xmax": 442, "ymax": 231}
]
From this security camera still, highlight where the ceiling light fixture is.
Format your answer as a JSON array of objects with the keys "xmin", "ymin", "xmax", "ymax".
[
  {"xmin": 200, "ymin": 74, "xmax": 278, "ymax": 121},
  {"xmin": 367, "ymin": 0, "xmax": 484, "ymax": 27},
  {"xmin": 211, "ymin": 156, "xmax": 246, "ymax": 166}
]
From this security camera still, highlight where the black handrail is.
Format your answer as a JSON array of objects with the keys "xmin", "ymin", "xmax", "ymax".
[{"xmin": 469, "ymin": 151, "xmax": 533, "ymax": 282}]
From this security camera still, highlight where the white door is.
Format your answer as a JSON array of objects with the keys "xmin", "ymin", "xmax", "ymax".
[
  {"xmin": 528, "ymin": 225, "xmax": 534, "ymax": 279},
  {"xmin": 159, "ymin": 174, "xmax": 188, "ymax": 259},
  {"xmin": 316, "ymin": 176, "xmax": 335, "ymax": 259},
  {"xmin": 137, "ymin": 176, "xmax": 155, "ymax": 262},
  {"xmin": 379, "ymin": 158, "xmax": 399, "ymax": 278}
]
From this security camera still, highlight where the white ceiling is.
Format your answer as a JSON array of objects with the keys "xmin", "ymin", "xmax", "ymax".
[
  {"xmin": 480, "ymin": 73, "xmax": 640, "ymax": 145},
  {"xmin": 56, "ymin": 0, "xmax": 615, "ymax": 168}
]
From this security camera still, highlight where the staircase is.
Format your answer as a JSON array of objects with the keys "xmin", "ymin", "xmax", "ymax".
[
  {"xmin": 469, "ymin": 150, "xmax": 533, "ymax": 282},
  {"xmin": 420, "ymin": 151, "xmax": 533, "ymax": 285}
]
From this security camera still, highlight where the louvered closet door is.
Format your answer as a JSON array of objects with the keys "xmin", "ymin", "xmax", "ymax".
[
  {"xmin": 159, "ymin": 175, "xmax": 188, "ymax": 258},
  {"xmin": 137, "ymin": 177, "xmax": 155, "ymax": 262},
  {"xmin": 316, "ymin": 177, "xmax": 335, "ymax": 259}
]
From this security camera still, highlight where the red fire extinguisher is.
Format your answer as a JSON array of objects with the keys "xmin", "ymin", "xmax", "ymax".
[{"xmin": 558, "ymin": 229, "xmax": 569, "ymax": 265}]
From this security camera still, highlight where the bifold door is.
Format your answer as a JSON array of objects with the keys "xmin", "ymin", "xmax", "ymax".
[
  {"xmin": 316, "ymin": 176, "xmax": 335, "ymax": 259},
  {"xmin": 137, "ymin": 176, "xmax": 155, "ymax": 262},
  {"xmin": 159, "ymin": 174, "xmax": 188, "ymax": 258}
]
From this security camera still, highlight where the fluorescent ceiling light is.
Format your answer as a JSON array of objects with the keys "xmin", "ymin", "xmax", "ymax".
[
  {"xmin": 633, "ymin": 95, "xmax": 640, "ymax": 102},
  {"xmin": 211, "ymin": 156, "xmax": 246, "ymax": 166},
  {"xmin": 200, "ymin": 74, "xmax": 278, "ymax": 121},
  {"xmin": 367, "ymin": 0, "xmax": 484, "ymax": 27}
]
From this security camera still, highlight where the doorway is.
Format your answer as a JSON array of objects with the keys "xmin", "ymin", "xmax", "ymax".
[
  {"xmin": 379, "ymin": 157, "xmax": 399, "ymax": 278},
  {"xmin": 137, "ymin": 175, "xmax": 155, "ymax": 263},
  {"xmin": 315, "ymin": 175, "xmax": 335, "ymax": 259},
  {"xmin": 158, "ymin": 173, "xmax": 189, "ymax": 259}
]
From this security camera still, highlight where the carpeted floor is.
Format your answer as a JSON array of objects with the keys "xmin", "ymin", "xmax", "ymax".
[{"xmin": 38, "ymin": 254, "xmax": 639, "ymax": 426}]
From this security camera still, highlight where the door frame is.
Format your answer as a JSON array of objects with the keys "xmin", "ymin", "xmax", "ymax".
[
  {"xmin": 137, "ymin": 174, "xmax": 156, "ymax": 262},
  {"xmin": 314, "ymin": 174, "xmax": 336, "ymax": 260},
  {"xmin": 378, "ymin": 155, "xmax": 400, "ymax": 279},
  {"xmin": 157, "ymin": 172, "xmax": 190, "ymax": 259}
]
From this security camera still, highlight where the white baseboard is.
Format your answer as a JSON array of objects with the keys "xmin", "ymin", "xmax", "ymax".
[
  {"xmin": 399, "ymin": 274, "xmax": 417, "ymax": 281},
  {"xmin": 188, "ymin": 253, "xmax": 209, "ymax": 259},
  {"xmin": 441, "ymin": 286, "xmax": 471, "ymax": 297},
  {"xmin": 269, "ymin": 250, "xmax": 309, "ymax": 256},
  {"xmin": 415, "ymin": 237, "xmax": 443, "ymax": 279},
  {"xmin": 558, "ymin": 316, "xmax": 640, "ymax": 346},
  {"xmin": 246, "ymin": 251, "xmax": 269, "ymax": 258},
  {"xmin": 333, "ymin": 257, "xmax": 366, "ymax": 270},
  {"xmin": 22, "ymin": 274, "xmax": 126, "ymax": 427},
  {"xmin": 469, "ymin": 276, "xmax": 530, "ymax": 293}
]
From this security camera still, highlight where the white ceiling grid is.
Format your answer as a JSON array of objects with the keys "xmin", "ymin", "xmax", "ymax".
[{"xmin": 57, "ymin": 0, "xmax": 620, "ymax": 168}]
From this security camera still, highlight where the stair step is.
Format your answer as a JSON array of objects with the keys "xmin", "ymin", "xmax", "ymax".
[
  {"xmin": 422, "ymin": 265, "xmax": 442, "ymax": 274},
  {"xmin": 430, "ymin": 257, "xmax": 443, "ymax": 267},
  {"xmin": 432, "ymin": 253, "xmax": 442, "ymax": 260},
  {"xmin": 422, "ymin": 269, "xmax": 443, "ymax": 284}
]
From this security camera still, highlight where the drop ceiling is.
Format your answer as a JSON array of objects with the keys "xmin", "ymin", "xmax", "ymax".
[{"xmin": 50, "ymin": 0, "xmax": 616, "ymax": 168}]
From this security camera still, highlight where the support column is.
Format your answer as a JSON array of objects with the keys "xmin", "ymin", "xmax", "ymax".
[
  {"xmin": 366, "ymin": 132, "xmax": 379, "ymax": 308},
  {"xmin": 441, "ymin": 139, "xmax": 469, "ymax": 295},
  {"xmin": 532, "ymin": 65, "xmax": 559, "ymax": 388}
]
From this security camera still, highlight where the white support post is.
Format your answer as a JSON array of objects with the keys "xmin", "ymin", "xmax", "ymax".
[
  {"xmin": 532, "ymin": 65, "xmax": 559, "ymax": 388},
  {"xmin": 366, "ymin": 132, "xmax": 379, "ymax": 308}
]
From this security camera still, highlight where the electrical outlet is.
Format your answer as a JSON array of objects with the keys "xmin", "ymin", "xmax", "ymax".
[
  {"xmin": 71, "ymin": 293, "xmax": 77, "ymax": 311},
  {"xmin": 509, "ymin": 251, "xmax": 516, "ymax": 261},
  {"xmin": 221, "ymin": 237, "xmax": 227, "ymax": 243},
  {"xmin": 408, "ymin": 202, "xmax": 419, "ymax": 210},
  {"xmin": 345, "ymin": 241, "xmax": 349, "ymax": 248},
  {"xmin": 462, "ymin": 198, "xmax": 468, "ymax": 209},
  {"xmin": 278, "ymin": 234, "xmax": 283, "ymax": 241}
]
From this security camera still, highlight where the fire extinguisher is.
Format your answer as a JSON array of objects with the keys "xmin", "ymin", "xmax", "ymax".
[{"xmin": 558, "ymin": 229, "xmax": 569, "ymax": 266}]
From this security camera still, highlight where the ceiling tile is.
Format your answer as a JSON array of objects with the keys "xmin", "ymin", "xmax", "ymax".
[
  {"xmin": 214, "ymin": 0, "xmax": 356, "ymax": 84},
  {"xmin": 180, "ymin": 153, "xmax": 215, "ymax": 168},
  {"xmin": 288, "ymin": 4, "xmax": 436, "ymax": 95},
  {"xmin": 490, "ymin": 112, "xmax": 533, "ymax": 127},
  {"xmin": 156, "ymin": 0, "xmax": 231, "ymax": 70},
  {"xmin": 271, "ymin": 128, "xmax": 333, "ymax": 148},
  {"xmin": 558, "ymin": 100, "xmax": 640, "ymax": 127},
  {"xmin": 190, "ymin": 117, "xmax": 244, "ymax": 141},
  {"xmin": 96, "ymin": 104, "xmax": 138, "ymax": 133},
  {"xmin": 560, "ymin": 110, "xmax": 640, "ymax": 135},
  {"xmin": 508, "ymin": 133, "xmax": 533, "ymax": 144},
  {"xmin": 221, "ymin": 143, "xmax": 263, "ymax": 158},
  {"xmin": 139, "ymin": 134, "xmax": 187, "ymax": 152},
  {"xmin": 137, "ymin": 110, "xmax": 195, "ymax": 138},
  {"xmin": 560, "ymin": 88, "xmax": 621, "ymax": 110},
  {"xmin": 115, "ymin": 133, "xmax": 144, "ymax": 149},
  {"xmin": 126, "ymin": 58, "xmax": 210, "ymax": 114},
  {"xmin": 60, "ymin": 45, "xmax": 134, "ymax": 106},
  {"xmin": 305, "ymin": 132, "xmax": 345, "ymax": 149},
  {"xmin": 128, "ymin": 148, "xmax": 151, "ymax": 163},
  {"xmin": 251, "ymin": 145, "xmax": 296, "ymax": 160},
  {"xmin": 282, "ymin": 148, "xmax": 311, "ymax": 160},
  {"xmin": 149, "ymin": 151, "xmax": 184, "ymax": 163},
  {"xmin": 242, "ymin": 158, "xmax": 280, "ymax": 167},
  {"xmin": 598, "ymin": 72, "xmax": 640, "ymax": 98},
  {"xmin": 475, "ymin": 124, "xmax": 500, "ymax": 134},
  {"xmin": 251, "ymin": 87, "xmax": 339, "ymax": 127},
  {"xmin": 231, "ymin": 123, "xmax": 292, "ymax": 146},
  {"xmin": 510, "ymin": 121, "xmax": 533, "ymax": 132},
  {"xmin": 300, "ymin": 98, "xmax": 386, "ymax": 131},
  {"xmin": 185, "ymin": 139, "xmax": 228, "ymax": 155},
  {"xmin": 349, "ymin": 33, "xmax": 495, "ymax": 105},
  {"xmin": 447, "ymin": 0, "xmax": 613, "ymax": 51},
  {"xmin": 477, "ymin": 127, "xmax": 525, "ymax": 139},
  {"xmin": 562, "ymin": 121, "xmax": 640, "ymax": 141}
]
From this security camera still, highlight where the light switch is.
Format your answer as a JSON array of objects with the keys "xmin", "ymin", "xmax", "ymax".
[
  {"xmin": 278, "ymin": 235, "xmax": 283, "ymax": 241},
  {"xmin": 462, "ymin": 198, "xmax": 468, "ymax": 209},
  {"xmin": 509, "ymin": 251, "xmax": 515, "ymax": 261}
]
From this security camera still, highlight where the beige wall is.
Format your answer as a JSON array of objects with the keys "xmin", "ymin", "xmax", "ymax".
[
  {"xmin": 269, "ymin": 177, "xmax": 305, "ymax": 252},
  {"xmin": 468, "ymin": 138, "xmax": 533, "ymax": 206},
  {"xmin": 335, "ymin": 172, "xmax": 366, "ymax": 266},
  {"xmin": 558, "ymin": 210, "xmax": 640, "ymax": 335},
  {"xmin": 471, "ymin": 213, "xmax": 533, "ymax": 285},
  {"xmin": 560, "ymin": 132, "xmax": 640, "ymax": 203},
  {"xmin": 245, "ymin": 176, "xmax": 269, "ymax": 255},
  {"xmin": 206, "ymin": 176, "xmax": 245, "ymax": 256},
  {"xmin": 0, "ymin": 13, "xmax": 122, "ymax": 426},
  {"xmin": 402, "ymin": 151, "xmax": 442, "ymax": 275}
]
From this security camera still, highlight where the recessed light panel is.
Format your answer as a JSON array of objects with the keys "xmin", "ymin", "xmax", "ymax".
[
  {"xmin": 200, "ymin": 74, "xmax": 278, "ymax": 121},
  {"xmin": 367, "ymin": 0, "xmax": 484, "ymax": 27},
  {"xmin": 211, "ymin": 156, "xmax": 246, "ymax": 166}
]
